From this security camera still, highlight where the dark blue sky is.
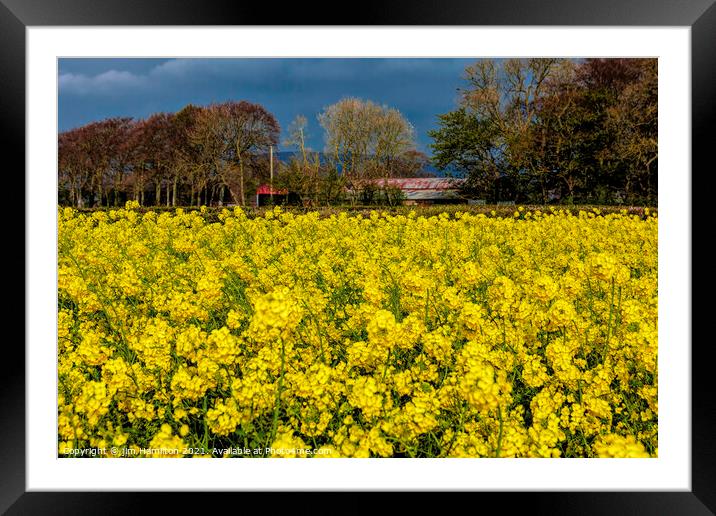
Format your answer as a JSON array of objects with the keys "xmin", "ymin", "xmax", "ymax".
[{"xmin": 58, "ymin": 58, "xmax": 477, "ymax": 156}]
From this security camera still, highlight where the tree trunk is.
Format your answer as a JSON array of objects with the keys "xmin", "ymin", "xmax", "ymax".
[
  {"xmin": 224, "ymin": 182, "xmax": 240, "ymax": 205},
  {"xmin": 155, "ymin": 182, "xmax": 161, "ymax": 206},
  {"xmin": 114, "ymin": 173, "xmax": 122, "ymax": 207},
  {"xmin": 172, "ymin": 176, "xmax": 178, "ymax": 207},
  {"xmin": 238, "ymin": 157, "xmax": 246, "ymax": 206},
  {"xmin": 166, "ymin": 182, "xmax": 170, "ymax": 207},
  {"xmin": 314, "ymin": 154, "xmax": 320, "ymax": 205},
  {"xmin": 96, "ymin": 178, "xmax": 103, "ymax": 208}
]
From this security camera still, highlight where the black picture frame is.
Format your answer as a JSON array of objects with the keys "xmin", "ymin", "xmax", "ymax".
[{"xmin": 3, "ymin": 0, "xmax": 711, "ymax": 513}]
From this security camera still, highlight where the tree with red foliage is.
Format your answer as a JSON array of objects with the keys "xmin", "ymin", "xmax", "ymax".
[
  {"xmin": 58, "ymin": 117, "xmax": 134, "ymax": 207},
  {"xmin": 58, "ymin": 128, "xmax": 91, "ymax": 207},
  {"xmin": 190, "ymin": 101, "xmax": 280, "ymax": 206},
  {"xmin": 127, "ymin": 113, "xmax": 175, "ymax": 206},
  {"xmin": 171, "ymin": 104, "xmax": 204, "ymax": 206}
]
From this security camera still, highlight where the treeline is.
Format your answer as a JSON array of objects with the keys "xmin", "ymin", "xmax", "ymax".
[
  {"xmin": 59, "ymin": 58, "xmax": 657, "ymax": 208},
  {"xmin": 59, "ymin": 101, "xmax": 281, "ymax": 208},
  {"xmin": 58, "ymin": 98, "xmax": 428, "ymax": 208},
  {"xmin": 429, "ymin": 58, "xmax": 657, "ymax": 205}
]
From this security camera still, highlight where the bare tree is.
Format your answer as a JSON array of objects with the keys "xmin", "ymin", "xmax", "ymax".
[
  {"xmin": 606, "ymin": 59, "xmax": 658, "ymax": 201},
  {"xmin": 461, "ymin": 58, "xmax": 559, "ymax": 202},
  {"xmin": 371, "ymin": 107, "xmax": 416, "ymax": 177},
  {"xmin": 283, "ymin": 115, "xmax": 324, "ymax": 204},
  {"xmin": 62, "ymin": 117, "xmax": 134, "ymax": 207},
  {"xmin": 318, "ymin": 97, "xmax": 417, "ymax": 203},
  {"xmin": 127, "ymin": 114, "xmax": 175, "ymax": 206},
  {"xmin": 190, "ymin": 101, "xmax": 280, "ymax": 206},
  {"xmin": 59, "ymin": 128, "xmax": 91, "ymax": 208}
]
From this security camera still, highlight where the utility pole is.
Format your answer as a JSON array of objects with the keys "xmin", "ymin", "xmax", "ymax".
[{"xmin": 270, "ymin": 145, "xmax": 274, "ymax": 205}]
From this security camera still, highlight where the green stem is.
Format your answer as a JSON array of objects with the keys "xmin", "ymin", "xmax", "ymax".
[
  {"xmin": 381, "ymin": 348, "xmax": 392, "ymax": 382},
  {"xmin": 495, "ymin": 405, "xmax": 504, "ymax": 458},
  {"xmin": 604, "ymin": 278, "xmax": 615, "ymax": 360},
  {"xmin": 270, "ymin": 339, "xmax": 286, "ymax": 445},
  {"xmin": 202, "ymin": 397, "xmax": 208, "ymax": 450}
]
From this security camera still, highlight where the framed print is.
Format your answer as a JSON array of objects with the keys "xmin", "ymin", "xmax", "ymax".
[{"xmin": 4, "ymin": 0, "xmax": 712, "ymax": 513}]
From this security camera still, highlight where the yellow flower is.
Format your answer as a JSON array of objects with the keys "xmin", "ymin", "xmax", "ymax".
[
  {"xmin": 57, "ymin": 206, "xmax": 657, "ymax": 458},
  {"xmin": 593, "ymin": 434, "xmax": 651, "ymax": 458}
]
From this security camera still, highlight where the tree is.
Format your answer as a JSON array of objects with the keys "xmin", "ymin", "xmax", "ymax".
[
  {"xmin": 318, "ymin": 97, "xmax": 417, "ymax": 204},
  {"xmin": 190, "ymin": 101, "xmax": 280, "ymax": 206},
  {"xmin": 319, "ymin": 97, "xmax": 376, "ymax": 180},
  {"xmin": 528, "ymin": 60, "xmax": 588, "ymax": 202},
  {"xmin": 573, "ymin": 59, "xmax": 656, "ymax": 202},
  {"xmin": 184, "ymin": 106, "xmax": 221, "ymax": 206},
  {"xmin": 62, "ymin": 117, "xmax": 134, "ymax": 207},
  {"xmin": 429, "ymin": 107, "xmax": 504, "ymax": 199},
  {"xmin": 127, "ymin": 113, "xmax": 174, "ymax": 206},
  {"xmin": 58, "ymin": 127, "xmax": 91, "ymax": 207},
  {"xmin": 282, "ymin": 115, "xmax": 318, "ymax": 204},
  {"xmin": 371, "ymin": 106, "xmax": 416, "ymax": 177},
  {"xmin": 430, "ymin": 59, "xmax": 560, "ymax": 202},
  {"xmin": 462, "ymin": 58, "xmax": 559, "ymax": 202},
  {"xmin": 285, "ymin": 115, "xmax": 309, "ymax": 168},
  {"xmin": 391, "ymin": 150, "xmax": 432, "ymax": 178},
  {"xmin": 429, "ymin": 58, "xmax": 658, "ymax": 205},
  {"xmin": 605, "ymin": 59, "xmax": 657, "ymax": 202},
  {"xmin": 171, "ymin": 104, "xmax": 204, "ymax": 206},
  {"xmin": 532, "ymin": 58, "xmax": 657, "ymax": 204}
]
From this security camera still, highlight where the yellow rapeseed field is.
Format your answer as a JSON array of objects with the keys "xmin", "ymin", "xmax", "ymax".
[{"xmin": 57, "ymin": 202, "xmax": 657, "ymax": 458}]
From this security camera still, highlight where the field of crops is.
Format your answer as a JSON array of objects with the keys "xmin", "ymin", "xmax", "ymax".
[{"xmin": 58, "ymin": 202, "xmax": 657, "ymax": 458}]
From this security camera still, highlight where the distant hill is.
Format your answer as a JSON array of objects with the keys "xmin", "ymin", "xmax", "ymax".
[{"xmin": 269, "ymin": 151, "xmax": 456, "ymax": 178}]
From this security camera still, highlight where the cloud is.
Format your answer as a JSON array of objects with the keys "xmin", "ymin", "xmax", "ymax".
[
  {"xmin": 58, "ymin": 59, "xmax": 311, "ymax": 97},
  {"xmin": 149, "ymin": 58, "xmax": 290, "ymax": 85},
  {"xmin": 59, "ymin": 70, "xmax": 147, "ymax": 96},
  {"xmin": 58, "ymin": 58, "xmax": 472, "ymax": 99},
  {"xmin": 143, "ymin": 58, "xmax": 366, "ymax": 93}
]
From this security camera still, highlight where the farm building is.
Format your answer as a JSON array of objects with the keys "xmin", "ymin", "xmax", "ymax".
[
  {"xmin": 369, "ymin": 177, "xmax": 467, "ymax": 205},
  {"xmin": 255, "ymin": 184, "xmax": 293, "ymax": 206},
  {"xmin": 255, "ymin": 177, "xmax": 468, "ymax": 207}
]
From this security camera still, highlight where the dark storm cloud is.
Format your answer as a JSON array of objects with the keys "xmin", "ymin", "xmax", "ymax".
[{"xmin": 58, "ymin": 58, "xmax": 477, "ymax": 154}]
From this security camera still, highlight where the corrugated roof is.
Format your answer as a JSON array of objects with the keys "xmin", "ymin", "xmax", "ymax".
[
  {"xmin": 258, "ymin": 178, "xmax": 466, "ymax": 198},
  {"xmin": 403, "ymin": 189, "xmax": 464, "ymax": 200},
  {"xmin": 373, "ymin": 178, "xmax": 465, "ymax": 190}
]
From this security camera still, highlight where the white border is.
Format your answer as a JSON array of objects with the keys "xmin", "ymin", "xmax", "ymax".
[{"xmin": 27, "ymin": 27, "xmax": 690, "ymax": 491}]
